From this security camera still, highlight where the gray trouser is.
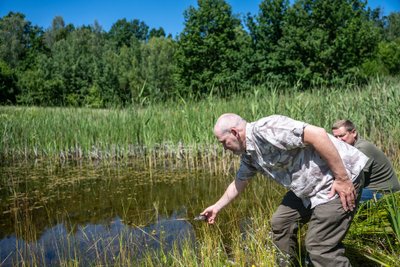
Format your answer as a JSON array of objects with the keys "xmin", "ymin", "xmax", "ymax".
[{"xmin": 271, "ymin": 173, "xmax": 364, "ymax": 267}]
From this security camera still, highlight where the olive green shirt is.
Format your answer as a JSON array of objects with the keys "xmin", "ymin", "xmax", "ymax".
[{"xmin": 355, "ymin": 138, "xmax": 400, "ymax": 192}]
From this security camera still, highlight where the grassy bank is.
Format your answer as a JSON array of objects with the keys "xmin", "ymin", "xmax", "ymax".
[{"xmin": 1, "ymin": 77, "xmax": 400, "ymax": 165}]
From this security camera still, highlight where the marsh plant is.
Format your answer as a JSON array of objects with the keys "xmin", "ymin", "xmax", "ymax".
[
  {"xmin": 1, "ymin": 77, "xmax": 400, "ymax": 265},
  {"xmin": 346, "ymin": 193, "xmax": 400, "ymax": 266},
  {"xmin": 1, "ymin": 77, "xmax": 400, "ymax": 164}
]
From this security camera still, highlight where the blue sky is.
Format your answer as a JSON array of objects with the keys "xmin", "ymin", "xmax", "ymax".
[{"xmin": 1, "ymin": 0, "xmax": 399, "ymax": 37}]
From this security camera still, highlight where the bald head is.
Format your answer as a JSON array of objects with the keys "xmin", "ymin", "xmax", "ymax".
[
  {"xmin": 214, "ymin": 113, "xmax": 246, "ymax": 137},
  {"xmin": 213, "ymin": 113, "xmax": 247, "ymax": 154}
]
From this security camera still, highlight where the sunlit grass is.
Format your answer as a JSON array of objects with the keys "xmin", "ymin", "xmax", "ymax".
[
  {"xmin": 1, "ymin": 76, "xmax": 400, "ymax": 265},
  {"xmin": 1, "ymin": 77, "xmax": 400, "ymax": 165},
  {"xmin": 346, "ymin": 192, "xmax": 400, "ymax": 266}
]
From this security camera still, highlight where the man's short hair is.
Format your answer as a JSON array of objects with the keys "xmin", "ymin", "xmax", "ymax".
[
  {"xmin": 332, "ymin": 119, "xmax": 356, "ymax": 132},
  {"xmin": 215, "ymin": 113, "xmax": 246, "ymax": 135}
]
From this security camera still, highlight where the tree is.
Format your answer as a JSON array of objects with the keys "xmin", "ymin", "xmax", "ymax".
[
  {"xmin": 0, "ymin": 12, "xmax": 31, "ymax": 68},
  {"xmin": 17, "ymin": 25, "xmax": 109, "ymax": 106},
  {"xmin": 275, "ymin": 0, "xmax": 380, "ymax": 86},
  {"xmin": 0, "ymin": 60, "xmax": 17, "ymax": 103},
  {"xmin": 149, "ymin": 27, "xmax": 166, "ymax": 39},
  {"xmin": 108, "ymin": 18, "xmax": 149, "ymax": 48},
  {"xmin": 362, "ymin": 38, "xmax": 400, "ymax": 76},
  {"xmin": 175, "ymin": 0, "xmax": 250, "ymax": 98},
  {"xmin": 384, "ymin": 12, "xmax": 400, "ymax": 41},
  {"xmin": 43, "ymin": 16, "xmax": 74, "ymax": 50},
  {"xmin": 138, "ymin": 37, "xmax": 177, "ymax": 102},
  {"xmin": 0, "ymin": 12, "xmax": 45, "ymax": 103},
  {"xmin": 246, "ymin": 0, "xmax": 289, "ymax": 85}
]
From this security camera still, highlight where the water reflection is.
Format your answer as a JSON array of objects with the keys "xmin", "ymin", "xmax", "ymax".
[
  {"xmin": 0, "ymin": 214, "xmax": 195, "ymax": 266},
  {"xmin": 0, "ymin": 160, "xmax": 230, "ymax": 265}
]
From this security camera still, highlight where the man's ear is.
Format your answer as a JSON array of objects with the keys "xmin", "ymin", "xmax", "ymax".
[{"xmin": 231, "ymin": 128, "xmax": 239, "ymax": 138}]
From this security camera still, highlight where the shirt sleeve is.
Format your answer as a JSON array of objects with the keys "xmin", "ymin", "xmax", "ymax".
[{"xmin": 236, "ymin": 154, "xmax": 258, "ymax": 181}]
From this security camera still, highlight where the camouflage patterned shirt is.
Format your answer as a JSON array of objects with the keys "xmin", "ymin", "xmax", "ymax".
[{"xmin": 237, "ymin": 115, "xmax": 369, "ymax": 208}]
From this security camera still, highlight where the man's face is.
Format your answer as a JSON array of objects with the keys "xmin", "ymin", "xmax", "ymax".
[
  {"xmin": 215, "ymin": 131, "xmax": 245, "ymax": 155},
  {"xmin": 332, "ymin": 126, "xmax": 357, "ymax": 145}
]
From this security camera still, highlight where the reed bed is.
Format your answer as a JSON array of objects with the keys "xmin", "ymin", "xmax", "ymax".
[
  {"xmin": 1, "ymin": 77, "xmax": 400, "ymax": 265},
  {"xmin": 2, "ymin": 160, "xmax": 399, "ymax": 266},
  {"xmin": 1, "ymin": 77, "xmax": 400, "ymax": 167},
  {"xmin": 6, "ymin": 190, "xmax": 399, "ymax": 266}
]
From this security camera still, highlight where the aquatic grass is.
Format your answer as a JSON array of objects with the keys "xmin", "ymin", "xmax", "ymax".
[
  {"xmin": 384, "ymin": 192, "xmax": 400, "ymax": 243},
  {"xmin": 346, "ymin": 193, "xmax": 400, "ymax": 265},
  {"xmin": 1, "ymin": 76, "xmax": 400, "ymax": 265},
  {"xmin": 1, "ymin": 77, "xmax": 400, "ymax": 163}
]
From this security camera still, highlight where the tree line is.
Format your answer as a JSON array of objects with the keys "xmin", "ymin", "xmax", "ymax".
[{"xmin": 1, "ymin": 0, "xmax": 399, "ymax": 107}]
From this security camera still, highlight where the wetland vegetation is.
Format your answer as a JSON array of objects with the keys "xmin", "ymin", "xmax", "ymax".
[
  {"xmin": 2, "ymin": 0, "xmax": 400, "ymax": 265},
  {"xmin": 1, "ymin": 78, "xmax": 400, "ymax": 266}
]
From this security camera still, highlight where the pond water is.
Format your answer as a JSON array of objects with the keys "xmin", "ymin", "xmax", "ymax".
[{"xmin": 0, "ymin": 160, "xmax": 234, "ymax": 266}]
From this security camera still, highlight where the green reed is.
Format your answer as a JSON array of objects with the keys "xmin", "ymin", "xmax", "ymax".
[
  {"xmin": 346, "ymin": 193, "xmax": 400, "ymax": 266},
  {"xmin": 1, "ymin": 77, "xmax": 400, "ymax": 265},
  {"xmin": 1, "ymin": 77, "xmax": 400, "ymax": 163},
  {"xmin": 385, "ymin": 193, "xmax": 400, "ymax": 243}
]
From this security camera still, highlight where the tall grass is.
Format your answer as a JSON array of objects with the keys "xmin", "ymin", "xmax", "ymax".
[
  {"xmin": 1, "ymin": 77, "xmax": 400, "ymax": 165},
  {"xmin": 345, "ymin": 192, "xmax": 400, "ymax": 266}
]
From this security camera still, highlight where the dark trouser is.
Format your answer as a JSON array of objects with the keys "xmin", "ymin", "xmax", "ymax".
[{"xmin": 271, "ymin": 173, "xmax": 364, "ymax": 267}]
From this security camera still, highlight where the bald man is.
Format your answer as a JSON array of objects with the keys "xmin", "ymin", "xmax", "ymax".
[{"xmin": 201, "ymin": 113, "xmax": 368, "ymax": 267}]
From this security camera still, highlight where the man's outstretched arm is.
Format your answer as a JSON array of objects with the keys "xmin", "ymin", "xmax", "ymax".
[{"xmin": 201, "ymin": 178, "xmax": 249, "ymax": 224}]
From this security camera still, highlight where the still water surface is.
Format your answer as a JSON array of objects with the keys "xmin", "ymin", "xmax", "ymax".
[{"xmin": 0, "ymin": 160, "xmax": 233, "ymax": 265}]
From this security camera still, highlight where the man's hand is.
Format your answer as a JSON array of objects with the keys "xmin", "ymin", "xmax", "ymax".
[
  {"xmin": 200, "ymin": 204, "xmax": 219, "ymax": 224},
  {"xmin": 200, "ymin": 179, "xmax": 248, "ymax": 224},
  {"xmin": 328, "ymin": 178, "xmax": 356, "ymax": 211}
]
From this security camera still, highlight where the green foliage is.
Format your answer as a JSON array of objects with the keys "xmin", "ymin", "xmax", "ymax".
[
  {"xmin": 246, "ymin": 0, "xmax": 382, "ymax": 87},
  {"xmin": 0, "ymin": 12, "xmax": 30, "ymax": 68},
  {"xmin": 0, "ymin": 60, "xmax": 17, "ymax": 104},
  {"xmin": 0, "ymin": 12, "xmax": 45, "ymax": 75},
  {"xmin": 2, "ymin": 77, "xmax": 400, "ymax": 160},
  {"xmin": 274, "ymin": 0, "xmax": 380, "ymax": 87},
  {"xmin": 108, "ymin": 18, "xmax": 149, "ymax": 48},
  {"xmin": 137, "ymin": 37, "xmax": 177, "ymax": 102},
  {"xmin": 246, "ymin": 0, "xmax": 290, "ymax": 85},
  {"xmin": 149, "ymin": 27, "xmax": 166, "ymax": 39},
  {"xmin": 377, "ymin": 39, "xmax": 400, "ymax": 75},
  {"xmin": 385, "ymin": 193, "xmax": 400, "ymax": 243},
  {"xmin": 175, "ymin": 0, "xmax": 251, "ymax": 98},
  {"xmin": 362, "ymin": 38, "xmax": 400, "ymax": 76},
  {"xmin": 17, "ymin": 26, "xmax": 108, "ymax": 106},
  {"xmin": 43, "ymin": 16, "xmax": 74, "ymax": 50},
  {"xmin": 384, "ymin": 12, "xmax": 400, "ymax": 42},
  {"xmin": 0, "ymin": 4, "xmax": 399, "ymax": 106}
]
